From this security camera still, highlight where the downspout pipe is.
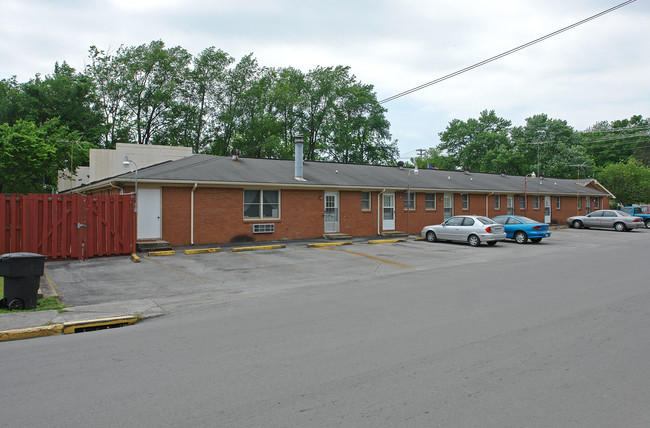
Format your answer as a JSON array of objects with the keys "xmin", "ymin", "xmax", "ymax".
[
  {"xmin": 377, "ymin": 189, "xmax": 386, "ymax": 236},
  {"xmin": 191, "ymin": 183, "xmax": 198, "ymax": 245},
  {"xmin": 486, "ymin": 192, "xmax": 494, "ymax": 217}
]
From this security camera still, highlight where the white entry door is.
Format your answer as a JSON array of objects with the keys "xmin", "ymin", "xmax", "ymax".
[
  {"xmin": 138, "ymin": 188, "xmax": 161, "ymax": 239},
  {"xmin": 444, "ymin": 194, "xmax": 454, "ymax": 219},
  {"xmin": 544, "ymin": 196, "xmax": 551, "ymax": 223},
  {"xmin": 324, "ymin": 192, "xmax": 339, "ymax": 233},
  {"xmin": 382, "ymin": 193, "xmax": 395, "ymax": 231}
]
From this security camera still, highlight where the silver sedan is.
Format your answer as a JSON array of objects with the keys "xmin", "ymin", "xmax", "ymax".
[
  {"xmin": 566, "ymin": 209, "xmax": 644, "ymax": 231},
  {"xmin": 421, "ymin": 215, "xmax": 507, "ymax": 247}
]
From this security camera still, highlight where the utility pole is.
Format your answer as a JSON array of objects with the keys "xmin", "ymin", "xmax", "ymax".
[
  {"xmin": 526, "ymin": 141, "xmax": 546, "ymax": 177},
  {"xmin": 569, "ymin": 163, "xmax": 589, "ymax": 215},
  {"xmin": 416, "ymin": 149, "xmax": 425, "ymax": 159}
]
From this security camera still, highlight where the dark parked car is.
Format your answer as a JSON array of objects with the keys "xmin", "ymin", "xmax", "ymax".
[
  {"xmin": 492, "ymin": 215, "xmax": 551, "ymax": 244},
  {"xmin": 567, "ymin": 210, "xmax": 644, "ymax": 231}
]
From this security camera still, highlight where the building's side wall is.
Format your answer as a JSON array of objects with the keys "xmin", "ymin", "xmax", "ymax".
[{"xmin": 147, "ymin": 186, "xmax": 611, "ymax": 246}]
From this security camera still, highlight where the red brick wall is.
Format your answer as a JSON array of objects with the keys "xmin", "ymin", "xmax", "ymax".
[
  {"xmin": 162, "ymin": 187, "xmax": 191, "ymax": 245},
  {"xmin": 145, "ymin": 186, "xmax": 611, "ymax": 246}
]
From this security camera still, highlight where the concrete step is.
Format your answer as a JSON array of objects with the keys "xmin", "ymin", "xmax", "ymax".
[
  {"xmin": 136, "ymin": 240, "xmax": 172, "ymax": 252},
  {"xmin": 380, "ymin": 231, "xmax": 408, "ymax": 237},
  {"xmin": 323, "ymin": 233, "xmax": 352, "ymax": 240}
]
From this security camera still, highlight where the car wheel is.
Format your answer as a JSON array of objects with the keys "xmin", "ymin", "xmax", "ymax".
[
  {"xmin": 514, "ymin": 231, "xmax": 528, "ymax": 244},
  {"xmin": 645, "ymin": 219, "xmax": 650, "ymax": 229},
  {"xmin": 468, "ymin": 234, "xmax": 480, "ymax": 247},
  {"xmin": 426, "ymin": 231, "xmax": 437, "ymax": 242},
  {"xmin": 572, "ymin": 220, "xmax": 583, "ymax": 229},
  {"xmin": 486, "ymin": 241, "xmax": 497, "ymax": 246},
  {"xmin": 530, "ymin": 238, "xmax": 542, "ymax": 243},
  {"xmin": 614, "ymin": 222, "xmax": 626, "ymax": 232}
]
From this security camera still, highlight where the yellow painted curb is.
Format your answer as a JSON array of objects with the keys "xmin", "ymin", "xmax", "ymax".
[
  {"xmin": 131, "ymin": 253, "xmax": 141, "ymax": 263},
  {"xmin": 148, "ymin": 250, "xmax": 175, "ymax": 256},
  {"xmin": 62, "ymin": 316, "xmax": 139, "ymax": 334},
  {"xmin": 0, "ymin": 324, "xmax": 64, "ymax": 342},
  {"xmin": 232, "ymin": 244, "xmax": 286, "ymax": 252},
  {"xmin": 307, "ymin": 242, "xmax": 353, "ymax": 248},
  {"xmin": 367, "ymin": 238, "xmax": 407, "ymax": 244},
  {"xmin": 413, "ymin": 237, "xmax": 426, "ymax": 241},
  {"xmin": 184, "ymin": 247, "xmax": 222, "ymax": 255}
]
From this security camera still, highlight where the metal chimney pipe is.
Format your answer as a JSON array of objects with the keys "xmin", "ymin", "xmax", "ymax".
[{"xmin": 294, "ymin": 136, "xmax": 304, "ymax": 180}]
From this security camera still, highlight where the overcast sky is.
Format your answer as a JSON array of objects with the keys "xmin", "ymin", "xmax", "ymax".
[{"xmin": 2, "ymin": 0, "xmax": 648, "ymax": 159}]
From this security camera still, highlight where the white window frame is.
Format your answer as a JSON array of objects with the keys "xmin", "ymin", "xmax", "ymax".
[
  {"xmin": 243, "ymin": 189, "xmax": 280, "ymax": 220},
  {"xmin": 533, "ymin": 195, "xmax": 540, "ymax": 210},
  {"xmin": 425, "ymin": 193, "xmax": 436, "ymax": 210},
  {"xmin": 519, "ymin": 195, "xmax": 525, "ymax": 210},
  {"xmin": 404, "ymin": 192, "xmax": 416, "ymax": 211},
  {"xmin": 594, "ymin": 197, "xmax": 600, "ymax": 209},
  {"xmin": 361, "ymin": 192, "xmax": 371, "ymax": 211},
  {"xmin": 556, "ymin": 196, "xmax": 561, "ymax": 210},
  {"xmin": 494, "ymin": 194, "xmax": 501, "ymax": 210},
  {"xmin": 462, "ymin": 194, "xmax": 469, "ymax": 210}
]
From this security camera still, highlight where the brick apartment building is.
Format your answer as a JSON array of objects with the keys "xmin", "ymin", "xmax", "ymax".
[{"xmin": 65, "ymin": 142, "xmax": 613, "ymax": 247}]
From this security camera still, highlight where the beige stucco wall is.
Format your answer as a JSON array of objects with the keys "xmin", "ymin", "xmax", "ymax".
[{"xmin": 58, "ymin": 143, "xmax": 193, "ymax": 191}]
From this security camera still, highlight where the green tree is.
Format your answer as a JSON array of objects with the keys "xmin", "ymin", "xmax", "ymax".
[
  {"xmin": 597, "ymin": 158, "xmax": 650, "ymax": 206},
  {"xmin": 154, "ymin": 47, "xmax": 234, "ymax": 153},
  {"xmin": 325, "ymin": 82, "xmax": 397, "ymax": 164},
  {"xmin": 511, "ymin": 114, "xmax": 589, "ymax": 178},
  {"xmin": 0, "ymin": 63, "xmax": 105, "ymax": 145},
  {"xmin": 0, "ymin": 119, "xmax": 84, "ymax": 193},
  {"xmin": 438, "ymin": 110, "xmax": 512, "ymax": 173},
  {"xmin": 415, "ymin": 147, "xmax": 458, "ymax": 171},
  {"xmin": 87, "ymin": 41, "xmax": 192, "ymax": 146},
  {"xmin": 582, "ymin": 115, "xmax": 649, "ymax": 168},
  {"xmin": 303, "ymin": 66, "xmax": 353, "ymax": 160}
]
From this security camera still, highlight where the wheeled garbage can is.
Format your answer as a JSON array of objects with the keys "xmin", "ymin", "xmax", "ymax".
[{"xmin": 0, "ymin": 252, "xmax": 46, "ymax": 310}]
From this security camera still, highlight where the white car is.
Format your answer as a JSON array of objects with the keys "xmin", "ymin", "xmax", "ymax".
[{"xmin": 421, "ymin": 215, "xmax": 507, "ymax": 247}]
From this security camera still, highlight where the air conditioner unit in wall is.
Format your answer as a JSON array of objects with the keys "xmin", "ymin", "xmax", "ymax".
[{"xmin": 253, "ymin": 223, "xmax": 275, "ymax": 234}]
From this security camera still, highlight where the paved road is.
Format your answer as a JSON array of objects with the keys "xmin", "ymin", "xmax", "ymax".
[{"xmin": 2, "ymin": 229, "xmax": 650, "ymax": 427}]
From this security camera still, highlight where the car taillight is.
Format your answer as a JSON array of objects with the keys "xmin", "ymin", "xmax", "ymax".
[
  {"xmin": 533, "ymin": 226, "xmax": 541, "ymax": 229},
  {"xmin": 485, "ymin": 226, "xmax": 492, "ymax": 233},
  {"xmin": 633, "ymin": 218, "xmax": 641, "ymax": 222}
]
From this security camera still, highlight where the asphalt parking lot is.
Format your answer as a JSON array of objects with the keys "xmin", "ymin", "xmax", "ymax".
[{"xmin": 45, "ymin": 227, "xmax": 649, "ymax": 310}]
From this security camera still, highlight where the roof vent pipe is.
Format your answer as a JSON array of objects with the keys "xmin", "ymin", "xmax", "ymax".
[{"xmin": 294, "ymin": 136, "xmax": 305, "ymax": 181}]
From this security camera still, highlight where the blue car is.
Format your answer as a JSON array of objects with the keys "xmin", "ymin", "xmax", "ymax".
[{"xmin": 492, "ymin": 215, "xmax": 551, "ymax": 244}]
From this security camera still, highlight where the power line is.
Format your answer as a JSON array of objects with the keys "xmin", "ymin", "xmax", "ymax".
[{"xmin": 378, "ymin": 0, "xmax": 636, "ymax": 104}]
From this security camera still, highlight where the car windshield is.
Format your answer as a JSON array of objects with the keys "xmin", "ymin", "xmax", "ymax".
[{"xmin": 639, "ymin": 206, "xmax": 650, "ymax": 214}]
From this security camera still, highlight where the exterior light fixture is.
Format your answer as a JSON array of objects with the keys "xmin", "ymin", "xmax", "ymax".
[{"xmin": 123, "ymin": 156, "xmax": 138, "ymax": 213}]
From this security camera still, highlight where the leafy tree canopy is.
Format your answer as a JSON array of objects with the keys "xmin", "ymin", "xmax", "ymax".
[{"xmin": 596, "ymin": 158, "xmax": 650, "ymax": 206}]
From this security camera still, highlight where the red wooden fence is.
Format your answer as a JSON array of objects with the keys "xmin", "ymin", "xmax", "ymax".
[{"xmin": 1, "ymin": 194, "xmax": 135, "ymax": 260}]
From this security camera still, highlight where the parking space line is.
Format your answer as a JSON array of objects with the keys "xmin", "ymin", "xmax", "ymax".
[
  {"xmin": 141, "ymin": 255, "xmax": 205, "ymax": 283},
  {"xmin": 322, "ymin": 247, "xmax": 412, "ymax": 269}
]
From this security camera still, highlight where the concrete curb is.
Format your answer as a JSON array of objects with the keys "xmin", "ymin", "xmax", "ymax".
[
  {"xmin": 367, "ymin": 238, "xmax": 407, "ymax": 244},
  {"xmin": 232, "ymin": 244, "xmax": 286, "ymax": 252},
  {"xmin": 0, "ymin": 324, "xmax": 64, "ymax": 342},
  {"xmin": 148, "ymin": 250, "xmax": 175, "ymax": 256},
  {"xmin": 307, "ymin": 242, "xmax": 353, "ymax": 248},
  {"xmin": 184, "ymin": 247, "xmax": 221, "ymax": 255},
  {"xmin": 0, "ymin": 316, "xmax": 142, "ymax": 342}
]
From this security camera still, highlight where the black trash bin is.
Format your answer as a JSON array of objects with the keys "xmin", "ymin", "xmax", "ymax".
[{"xmin": 0, "ymin": 252, "xmax": 46, "ymax": 310}]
